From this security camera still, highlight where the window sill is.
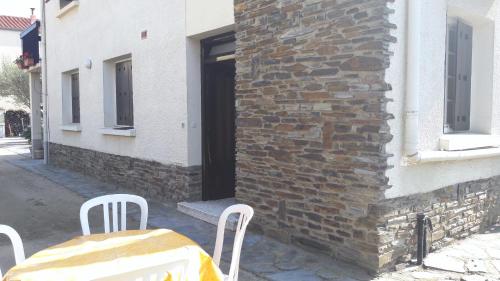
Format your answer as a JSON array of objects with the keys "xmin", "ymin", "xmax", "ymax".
[
  {"xmin": 403, "ymin": 147, "xmax": 500, "ymax": 165},
  {"xmin": 440, "ymin": 134, "xmax": 500, "ymax": 151},
  {"xmin": 56, "ymin": 1, "xmax": 79, "ymax": 19},
  {"xmin": 61, "ymin": 124, "xmax": 82, "ymax": 132},
  {"xmin": 100, "ymin": 128, "xmax": 136, "ymax": 137}
]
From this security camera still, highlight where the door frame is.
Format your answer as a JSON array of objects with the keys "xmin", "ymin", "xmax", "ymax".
[{"xmin": 201, "ymin": 32, "xmax": 236, "ymax": 201}]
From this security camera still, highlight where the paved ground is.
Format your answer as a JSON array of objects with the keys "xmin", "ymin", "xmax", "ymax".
[
  {"xmin": 0, "ymin": 138, "xmax": 86, "ymax": 273},
  {"xmin": 0, "ymin": 138, "xmax": 370, "ymax": 281},
  {"xmin": 1, "ymin": 137, "xmax": 499, "ymax": 281},
  {"xmin": 376, "ymin": 225, "xmax": 500, "ymax": 281}
]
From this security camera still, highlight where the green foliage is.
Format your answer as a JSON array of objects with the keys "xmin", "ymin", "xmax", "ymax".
[
  {"xmin": 0, "ymin": 58, "xmax": 30, "ymax": 108},
  {"xmin": 4, "ymin": 110, "xmax": 30, "ymax": 137},
  {"xmin": 13, "ymin": 56, "xmax": 24, "ymax": 66}
]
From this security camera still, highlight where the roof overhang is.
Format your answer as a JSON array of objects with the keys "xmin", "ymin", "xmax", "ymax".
[{"xmin": 20, "ymin": 21, "xmax": 40, "ymax": 39}]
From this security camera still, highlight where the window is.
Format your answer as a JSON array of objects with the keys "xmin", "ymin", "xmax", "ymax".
[
  {"xmin": 444, "ymin": 18, "xmax": 473, "ymax": 132},
  {"xmin": 57, "ymin": 0, "xmax": 79, "ymax": 18},
  {"xmin": 62, "ymin": 70, "xmax": 80, "ymax": 127},
  {"xmin": 71, "ymin": 73, "xmax": 80, "ymax": 123},
  {"xmin": 102, "ymin": 55, "xmax": 135, "ymax": 132},
  {"xmin": 115, "ymin": 60, "xmax": 134, "ymax": 127},
  {"xmin": 60, "ymin": 0, "xmax": 74, "ymax": 9}
]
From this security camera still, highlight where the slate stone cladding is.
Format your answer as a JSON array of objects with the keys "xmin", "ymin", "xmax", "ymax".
[
  {"xmin": 375, "ymin": 177, "xmax": 500, "ymax": 271},
  {"xmin": 49, "ymin": 143, "xmax": 202, "ymax": 201},
  {"xmin": 234, "ymin": 0, "xmax": 395, "ymax": 272}
]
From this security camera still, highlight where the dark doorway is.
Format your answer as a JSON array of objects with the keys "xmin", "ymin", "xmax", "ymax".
[{"xmin": 201, "ymin": 33, "xmax": 236, "ymax": 201}]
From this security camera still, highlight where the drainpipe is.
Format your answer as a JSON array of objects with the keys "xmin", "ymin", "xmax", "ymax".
[
  {"xmin": 416, "ymin": 213, "xmax": 425, "ymax": 265},
  {"xmin": 41, "ymin": 0, "xmax": 50, "ymax": 164},
  {"xmin": 403, "ymin": 0, "xmax": 421, "ymax": 163},
  {"xmin": 416, "ymin": 213, "xmax": 433, "ymax": 265}
]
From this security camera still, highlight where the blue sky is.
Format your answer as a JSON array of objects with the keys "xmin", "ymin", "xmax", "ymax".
[{"xmin": 0, "ymin": 0, "xmax": 41, "ymax": 18}]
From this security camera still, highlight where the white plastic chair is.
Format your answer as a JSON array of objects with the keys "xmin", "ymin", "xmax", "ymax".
[
  {"xmin": 92, "ymin": 259, "xmax": 191, "ymax": 281},
  {"xmin": 213, "ymin": 204, "xmax": 254, "ymax": 281},
  {"xmin": 80, "ymin": 194, "xmax": 148, "ymax": 235},
  {"xmin": 0, "ymin": 225, "xmax": 25, "ymax": 278}
]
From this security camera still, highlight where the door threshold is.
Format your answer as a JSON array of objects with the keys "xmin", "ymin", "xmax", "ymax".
[{"xmin": 177, "ymin": 198, "xmax": 238, "ymax": 230}]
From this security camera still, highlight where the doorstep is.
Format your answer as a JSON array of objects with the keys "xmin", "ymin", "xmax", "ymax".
[{"xmin": 177, "ymin": 198, "xmax": 239, "ymax": 231}]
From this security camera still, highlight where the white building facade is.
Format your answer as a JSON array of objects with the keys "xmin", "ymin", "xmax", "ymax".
[
  {"xmin": 43, "ymin": 0, "xmax": 500, "ymax": 272},
  {"xmin": 45, "ymin": 0, "xmax": 235, "ymax": 200},
  {"xmin": 386, "ymin": 0, "xmax": 500, "ymax": 198}
]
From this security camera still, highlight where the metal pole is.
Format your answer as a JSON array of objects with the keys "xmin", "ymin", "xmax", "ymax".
[
  {"xmin": 41, "ymin": 0, "xmax": 50, "ymax": 164},
  {"xmin": 416, "ymin": 213, "xmax": 425, "ymax": 265},
  {"xmin": 423, "ymin": 219, "xmax": 428, "ymax": 257}
]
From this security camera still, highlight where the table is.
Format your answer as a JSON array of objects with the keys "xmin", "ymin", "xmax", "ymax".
[{"xmin": 3, "ymin": 229, "xmax": 223, "ymax": 281}]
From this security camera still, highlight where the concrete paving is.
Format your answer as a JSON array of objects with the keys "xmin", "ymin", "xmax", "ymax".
[
  {"xmin": 0, "ymin": 138, "xmax": 85, "ymax": 273},
  {"xmin": 177, "ymin": 198, "xmax": 239, "ymax": 230},
  {"xmin": 1, "ymin": 137, "xmax": 500, "ymax": 281},
  {"xmin": 376, "ymin": 225, "xmax": 500, "ymax": 281}
]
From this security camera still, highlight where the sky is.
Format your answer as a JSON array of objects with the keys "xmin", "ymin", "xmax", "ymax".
[{"xmin": 0, "ymin": 0, "xmax": 41, "ymax": 18}]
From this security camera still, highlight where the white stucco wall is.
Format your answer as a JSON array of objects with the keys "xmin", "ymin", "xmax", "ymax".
[
  {"xmin": 184, "ymin": 0, "xmax": 235, "ymax": 165},
  {"xmin": 46, "ymin": 0, "xmax": 191, "ymax": 166},
  {"xmin": 0, "ymin": 29, "xmax": 22, "ymax": 62},
  {"xmin": 186, "ymin": 38, "xmax": 202, "ymax": 165},
  {"xmin": 386, "ymin": 0, "xmax": 500, "ymax": 198},
  {"xmin": 186, "ymin": 0, "xmax": 234, "ymax": 38}
]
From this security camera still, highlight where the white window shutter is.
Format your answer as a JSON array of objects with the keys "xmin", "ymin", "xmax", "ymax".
[{"xmin": 452, "ymin": 21, "xmax": 473, "ymax": 131}]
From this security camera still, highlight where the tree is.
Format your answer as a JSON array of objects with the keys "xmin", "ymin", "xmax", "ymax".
[{"xmin": 0, "ymin": 58, "xmax": 30, "ymax": 108}]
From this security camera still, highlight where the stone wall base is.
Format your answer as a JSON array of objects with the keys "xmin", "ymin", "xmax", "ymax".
[
  {"xmin": 246, "ymin": 218, "xmax": 381, "ymax": 274},
  {"xmin": 376, "ymin": 176, "xmax": 500, "ymax": 271},
  {"xmin": 49, "ymin": 143, "xmax": 202, "ymax": 201}
]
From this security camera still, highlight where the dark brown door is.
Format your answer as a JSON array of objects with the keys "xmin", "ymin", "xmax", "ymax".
[{"xmin": 202, "ymin": 60, "xmax": 236, "ymax": 200}]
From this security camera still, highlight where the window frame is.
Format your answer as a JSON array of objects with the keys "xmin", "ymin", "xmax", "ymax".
[
  {"xmin": 102, "ymin": 54, "xmax": 135, "ymax": 135},
  {"xmin": 59, "ymin": 0, "xmax": 74, "ymax": 9},
  {"xmin": 61, "ymin": 69, "xmax": 81, "ymax": 128}
]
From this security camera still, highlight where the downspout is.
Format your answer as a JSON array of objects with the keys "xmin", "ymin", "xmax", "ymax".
[
  {"xmin": 41, "ymin": 0, "xmax": 50, "ymax": 164},
  {"xmin": 403, "ymin": 0, "xmax": 422, "ymax": 165}
]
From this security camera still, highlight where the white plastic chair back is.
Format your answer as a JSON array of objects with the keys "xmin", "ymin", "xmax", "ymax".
[
  {"xmin": 0, "ymin": 225, "xmax": 25, "ymax": 278},
  {"xmin": 92, "ymin": 259, "xmax": 191, "ymax": 281},
  {"xmin": 80, "ymin": 194, "xmax": 148, "ymax": 235},
  {"xmin": 213, "ymin": 204, "xmax": 254, "ymax": 281}
]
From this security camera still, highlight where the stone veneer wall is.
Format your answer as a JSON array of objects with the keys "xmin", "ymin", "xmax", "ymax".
[
  {"xmin": 375, "ymin": 177, "xmax": 500, "ymax": 270},
  {"xmin": 234, "ymin": 0, "xmax": 394, "ymax": 272},
  {"xmin": 49, "ymin": 143, "xmax": 202, "ymax": 201}
]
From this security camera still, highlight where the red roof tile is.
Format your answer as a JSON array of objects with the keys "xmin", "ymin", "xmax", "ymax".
[{"xmin": 0, "ymin": 15, "xmax": 32, "ymax": 31}]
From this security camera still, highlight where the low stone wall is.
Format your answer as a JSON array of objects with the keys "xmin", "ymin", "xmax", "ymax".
[
  {"xmin": 49, "ymin": 143, "xmax": 202, "ymax": 201},
  {"xmin": 376, "ymin": 177, "xmax": 500, "ymax": 271}
]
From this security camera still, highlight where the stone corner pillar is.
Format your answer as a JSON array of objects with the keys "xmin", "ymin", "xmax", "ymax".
[
  {"xmin": 233, "ymin": 0, "xmax": 395, "ymax": 273},
  {"xmin": 28, "ymin": 70, "xmax": 43, "ymax": 159}
]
